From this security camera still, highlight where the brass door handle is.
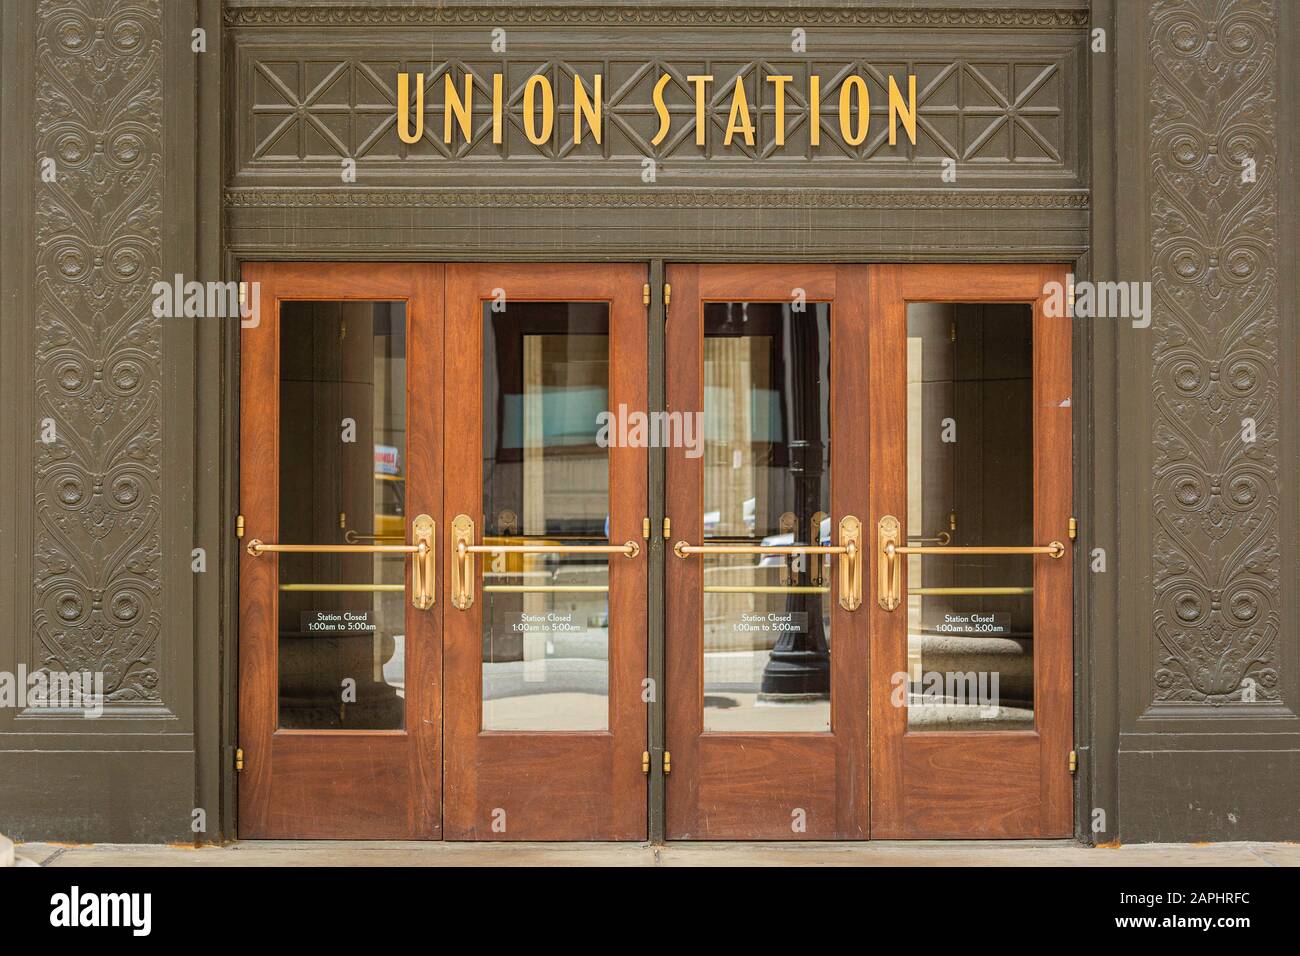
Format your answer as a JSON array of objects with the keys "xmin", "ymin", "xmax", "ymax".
[
  {"xmin": 246, "ymin": 514, "xmax": 436, "ymax": 609},
  {"xmin": 876, "ymin": 514, "xmax": 1062, "ymax": 611},
  {"xmin": 449, "ymin": 513, "xmax": 640, "ymax": 610},
  {"xmin": 672, "ymin": 515, "xmax": 863, "ymax": 611}
]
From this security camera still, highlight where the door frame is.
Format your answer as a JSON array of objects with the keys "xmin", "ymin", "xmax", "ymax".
[
  {"xmin": 238, "ymin": 262, "xmax": 443, "ymax": 839},
  {"xmin": 231, "ymin": 258, "xmax": 1080, "ymax": 843},
  {"xmin": 663, "ymin": 263, "xmax": 872, "ymax": 840},
  {"xmin": 441, "ymin": 263, "xmax": 650, "ymax": 840},
  {"xmin": 867, "ymin": 263, "xmax": 1074, "ymax": 838}
]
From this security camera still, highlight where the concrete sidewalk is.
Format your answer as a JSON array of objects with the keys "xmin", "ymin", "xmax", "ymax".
[{"xmin": 13, "ymin": 840, "xmax": 1299, "ymax": 867}]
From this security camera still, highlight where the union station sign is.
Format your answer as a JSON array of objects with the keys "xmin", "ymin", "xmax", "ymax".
[{"xmin": 395, "ymin": 68, "xmax": 920, "ymax": 148}]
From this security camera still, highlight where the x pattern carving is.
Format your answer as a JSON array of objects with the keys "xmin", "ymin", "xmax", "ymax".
[{"xmin": 247, "ymin": 56, "xmax": 1066, "ymax": 165}]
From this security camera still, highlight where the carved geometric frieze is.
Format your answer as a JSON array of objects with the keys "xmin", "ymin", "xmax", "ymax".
[
  {"xmin": 32, "ymin": 0, "xmax": 164, "ymax": 705},
  {"xmin": 223, "ymin": 187, "xmax": 1089, "ymax": 209},
  {"xmin": 242, "ymin": 55, "xmax": 1069, "ymax": 167},
  {"xmin": 1149, "ymin": 0, "xmax": 1279, "ymax": 704},
  {"xmin": 223, "ymin": 5, "xmax": 1091, "ymax": 30},
  {"xmin": 226, "ymin": 2, "xmax": 1087, "ymax": 191}
]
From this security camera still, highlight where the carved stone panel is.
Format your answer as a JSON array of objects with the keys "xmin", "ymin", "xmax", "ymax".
[
  {"xmin": 226, "ymin": 4, "xmax": 1087, "ymax": 191},
  {"xmin": 33, "ymin": 0, "xmax": 165, "ymax": 707},
  {"xmin": 242, "ymin": 55, "xmax": 1069, "ymax": 166},
  {"xmin": 1149, "ymin": 0, "xmax": 1280, "ymax": 705}
]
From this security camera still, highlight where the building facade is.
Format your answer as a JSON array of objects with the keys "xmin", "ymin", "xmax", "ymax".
[{"xmin": 1, "ymin": 0, "xmax": 1296, "ymax": 844}]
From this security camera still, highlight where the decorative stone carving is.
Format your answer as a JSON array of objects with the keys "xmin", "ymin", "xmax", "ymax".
[
  {"xmin": 224, "ymin": 187, "xmax": 1088, "ymax": 209},
  {"xmin": 240, "ymin": 55, "xmax": 1069, "ymax": 167},
  {"xmin": 33, "ymin": 0, "xmax": 164, "ymax": 704},
  {"xmin": 223, "ymin": 5, "xmax": 1090, "ymax": 29},
  {"xmin": 1149, "ymin": 0, "xmax": 1279, "ymax": 703}
]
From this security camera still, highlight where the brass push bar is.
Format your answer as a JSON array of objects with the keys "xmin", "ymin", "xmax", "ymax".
[
  {"xmin": 675, "ymin": 543, "xmax": 849, "ymax": 556},
  {"xmin": 279, "ymin": 584, "xmax": 405, "ymax": 593},
  {"xmin": 672, "ymin": 516, "xmax": 863, "ymax": 611},
  {"xmin": 877, "ymin": 514, "xmax": 1062, "ymax": 611},
  {"xmin": 911, "ymin": 586, "xmax": 1033, "ymax": 597},
  {"xmin": 246, "ymin": 514, "xmax": 436, "ymax": 610},
  {"xmin": 248, "ymin": 542, "xmax": 421, "ymax": 554},
  {"xmin": 459, "ymin": 543, "xmax": 640, "ymax": 556},
  {"xmin": 450, "ymin": 514, "xmax": 639, "ymax": 609},
  {"xmin": 483, "ymin": 585, "xmax": 610, "ymax": 594},
  {"xmin": 704, "ymin": 585, "xmax": 831, "ymax": 594}
]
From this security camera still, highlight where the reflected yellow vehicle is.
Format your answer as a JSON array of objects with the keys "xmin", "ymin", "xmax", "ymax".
[
  {"xmin": 375, "ymin": 474, "xmax": 405, "ymax": 540},
  {"xmin": 342, "ymin": 473, "xmax": 407, "ymax": 544}
]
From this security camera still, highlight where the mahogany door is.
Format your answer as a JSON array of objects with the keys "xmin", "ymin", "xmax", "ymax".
[
  {"xmin": 868, "ymin": 264, "xmax": 1074, "ymax": 838},
  {"xmin": 442, "ymin": 264, "xmax": 649, "ymax": 840},
  {"xmin": 239, "ymin": 263, "xmax": 442, "ymax": 838},
  {"xmin": 664, "ymin": 264, "xmax": 870, "ymax": 840}
]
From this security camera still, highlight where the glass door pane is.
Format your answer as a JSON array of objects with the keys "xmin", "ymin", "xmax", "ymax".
[
  {"xmin": 276, "ymin": 301, "xmax": 407, "ymax": 730},
  {"xmin": 701, "ymin": 301, "xmax": 832, "ymax": 732},
  {"xmin": 905, "ymin": 302, "xmax": 1035, "ymax": 731},
  {"xmin": 480, "ymin": 302, "xmax": 611, "ymax": 731}
]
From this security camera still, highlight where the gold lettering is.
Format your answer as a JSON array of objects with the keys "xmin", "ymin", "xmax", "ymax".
[
  {"xmin": 651, "ymin": 73, "xmax": 672, "ymax": 146},
  {"xmin": 444, "ymin": 72, "xmax": 472, "ymax": 144},
  {"xmin": 523, "ymin": 74, "xmax": 554, "ymax": 145},
  {"xmin": 888, "ymin": 75, "xmax": 917, "ymax": 146},
  {"xmin": 766, "ymin": 74, "xmax": 793, "ymax": 146},
  {"xmin": 687, "ymin": 75, "xmax": 713, "ymax": 146},
  {"xmin": 397, "ymin": 72, "xmax": 424, "ymax": 144},
  {"xmin": 492, "ymin": 73, "xmax": 503, "ymax": 144},
  {"xmin": 724, "ymin": 76, "xmax": 755, "ymax": 146},
  {"xmin": 809, "ymin": 75, "xmax": 821, "ymax": 146},
  {"xmin": 574, "ymin": 74, "xmax": 602, "ymax": 145},
  {"xmin": 839, "ymin": 74, "xmax": 869, "ymax": 146}
]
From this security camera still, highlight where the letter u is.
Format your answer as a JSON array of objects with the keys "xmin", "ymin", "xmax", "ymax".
[{"xmin": 397, "ymin": 72, "xmax": 425, "ymax": 144}]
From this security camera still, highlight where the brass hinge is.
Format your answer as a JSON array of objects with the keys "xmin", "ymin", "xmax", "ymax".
[
  {"xmin": 663, "ymin": 516, "xmax": 671, "ymax": 539},
  {"xmin": 1069, "ymin": 750, "xmax": 1077, "ymax": 774},
  {"xmin": 642, "ymin": 283, "xmax": 651, "ymax": 306},
  {"xmin": 642, "ymin": 517, "xmax": 651, "ymax": 540},
  {"xmin": 642, "ymin": 751, "xmax": 650, "ymax": 774},
  {"xmin": 663, "ymin": 750, "xmax": 672, "ymax": 774},
  {"xmin": 235, "ymin": 514, "xmax": 245, "ymax": 539},
  {"xmin": 1068, "ymin": 517, "xmax": 1078, "ymax": 541},
  {"xmin": 664, "ymin": 283, "xmax": 671, "ymax": 308},
  {"xmin": 235, "ymin": 747, "xmax": 245, "ymax": 772},
  {"xmin": 238, "ymin": 282, "xmax": 247, "ymax": 307}
]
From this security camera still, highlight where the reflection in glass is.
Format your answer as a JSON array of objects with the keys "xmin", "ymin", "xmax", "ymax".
[
  {"xmin": 906, "ymin": 303, "xmax": 1034, "ymax": 731},
  {"xmin": 481, "ymin": 302, "xmax": 611, "ymax": 731},
  {"xmin": 277, "ymin": 301, "xmax": 407, "ymax": 730},
  {"xmin": 702, "ymin": 302, "xmax": 832, "ymax": 732}
]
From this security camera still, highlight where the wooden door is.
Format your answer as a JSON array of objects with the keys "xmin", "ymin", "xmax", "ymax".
[
  {"xmin": 442, "ymin": 264, "xmax": 649, "ymax": 840},
  {"xmin": 239, "ymin": 263, "xmax": 442, "ymax": 839},
  {"xmin": 868, "ymin": 264, "xmax": 1073, "ymax": 838},
  {"xmin": 664, "ymin": 264, "xmax": 871, "ymax": 840}
]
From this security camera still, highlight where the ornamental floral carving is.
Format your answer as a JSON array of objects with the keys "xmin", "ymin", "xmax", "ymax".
[
  {"xmin": 1149, "ymin": 0, "xmax": 1279, "ymax": 703},
  {"xmin": 33, "ymin": 0, "xmax": 164, "ymax": 704}
]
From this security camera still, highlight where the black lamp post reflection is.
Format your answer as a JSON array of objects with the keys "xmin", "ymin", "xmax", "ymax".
[{"xmin": 759, "ymin": 303, "xmax": 830, "ymax": 701}]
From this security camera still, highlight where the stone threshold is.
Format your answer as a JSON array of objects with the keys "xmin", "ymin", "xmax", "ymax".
[{"xmin": 12, "ymin": 840, "xmax": 1297, "ymax": 868}]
